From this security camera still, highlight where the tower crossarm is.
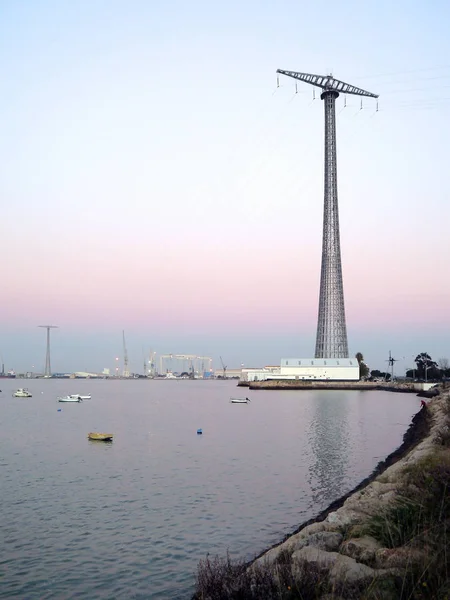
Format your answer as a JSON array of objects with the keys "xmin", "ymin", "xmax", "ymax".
[{"xmin": 277, "ymin": 70, "xmax": 378, "ymax": 98}]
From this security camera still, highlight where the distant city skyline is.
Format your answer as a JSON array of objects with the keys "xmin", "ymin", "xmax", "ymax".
[
  {"xmin": 1, "ymin": 324, "xmax": 448, "ymax": 378},
  {"xmin": 1, "ymin": 1, "xmax": 449, "ymax": 376}
]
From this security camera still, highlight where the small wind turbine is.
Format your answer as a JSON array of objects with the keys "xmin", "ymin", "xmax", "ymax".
[{"xmin": 386, "ymin": 351, "xmax": 398, "ymax": 381}]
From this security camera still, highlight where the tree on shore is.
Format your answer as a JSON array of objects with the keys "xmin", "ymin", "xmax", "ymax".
[
  {"xmin": 355, "ymin": 352, "xmax": 369, "ymax": 379},
  {"xmin": 414, "ymin": 353, "xmax": 439, "ymax": 380},
  {"xmin": 438, "ymin": 358, "xmax": 449, "ymax": 372},
  {"xmin": 370, "ymin": 369, "xmax": 391, "ymax": 381}
]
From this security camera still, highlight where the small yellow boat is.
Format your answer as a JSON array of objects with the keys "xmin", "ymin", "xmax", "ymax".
[{"xmin": 88, "ymin": 432, "xmax": 114, "ymax": 441}]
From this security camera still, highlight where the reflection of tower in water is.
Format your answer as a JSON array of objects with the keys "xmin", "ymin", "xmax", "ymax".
[{"xmin": 307, "ymin": 392, "xmax": 351, "ymax": 508}]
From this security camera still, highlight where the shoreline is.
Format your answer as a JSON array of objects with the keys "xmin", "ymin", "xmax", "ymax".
[
  {"xmin": 192, "ymin": 387, "xmax": 446, "ymax": 598},
  {"xmin": 252, "ymin": 400, "xmax": 430, "ymax": 562}
]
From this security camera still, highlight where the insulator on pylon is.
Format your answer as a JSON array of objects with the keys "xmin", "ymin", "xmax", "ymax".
[
  {"xmin": 360, "ymin": 98, "xmax": 363, "ymax": 110},
  {"xmin": 376, "ymin": 100, "xmax": 379, "ymax": 112},
  {"xmin": 344, "ymin": 96, "xmax": 347, "ymax": 107},
  {"xmin": 295, "ymin": 83, "xmax": 298, "ymax": 94},
  {"xmin": 313, "ymin": 89, "xmax": 316, "ymax": 100},
  {"xmin": 277, "ymin": 75, "xmax": 280, "ymax": 88}
]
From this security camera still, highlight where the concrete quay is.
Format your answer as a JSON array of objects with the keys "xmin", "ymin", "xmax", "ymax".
[{"xmin": 239, "ymin": 379, "xmax": 435, "ymax": 393}]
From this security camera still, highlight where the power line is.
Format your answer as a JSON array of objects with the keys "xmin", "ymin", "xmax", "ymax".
[
  {"xmin": 382, "ymin": 84, "xmax": 450, "ymax": 95},
  {"xmin": 381, "ymin": 103, "xmax": 450, "ymax": 112},
  {"xmin": 382, "ymin": 97, "xmax": 450, "ymax": 108},
  {"xmin": 352, "ymin": 65, "xmax": 450, "ymax": 80}
]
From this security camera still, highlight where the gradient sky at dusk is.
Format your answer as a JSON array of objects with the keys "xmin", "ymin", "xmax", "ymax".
[{"xmin": 1, "ymin": 0, "xmax": 450, "ymax": 374}]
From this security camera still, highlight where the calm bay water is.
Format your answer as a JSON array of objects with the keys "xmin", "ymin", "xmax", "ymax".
[{"xmin": 0, "ymin": 379, "xmax": 419, "ymax": 599}]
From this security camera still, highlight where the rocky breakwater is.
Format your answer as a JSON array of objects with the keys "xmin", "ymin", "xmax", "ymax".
[
  {"xmin": 194, "ymin": 385, "xmax": 450, "ymax": 599},
  {"xmin": 249, "ymin": 385, "xmax": 450, "ymax": 598}
]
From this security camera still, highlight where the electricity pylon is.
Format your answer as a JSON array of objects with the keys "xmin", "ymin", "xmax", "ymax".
[
  {"xmin": 276, "ymin": 70, "xmax": 378, "ymax": 358},
  {"xmin": 38, "ymin": 325, "xmax": 58, "ymax": 377}
]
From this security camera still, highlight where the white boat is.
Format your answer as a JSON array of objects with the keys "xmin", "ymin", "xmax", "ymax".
[
  {"xmin": 13, "ymin": 388, "xmax": 32, "ymax": 398},
  {"xmin": 58, "ymin": 395, "xmax": 82, "ymax": 403},
  {"xmin": 230, "ymin": 397, "xmax": 250, "ymax": 404},
  {"xmin": 70, "ymin": 394, "xmax": 91, "ymax": 400}
]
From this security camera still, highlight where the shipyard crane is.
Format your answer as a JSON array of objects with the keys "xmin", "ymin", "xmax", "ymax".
[
  {"xmin": 219, "ymin": 356, "xmax": 227, "ymax": 379},
  {"xmin": 122, "ymin": 330, "xmax": 130, "ymax": 378},
  {"xmin": 276, "ymin": 70, "xmax": 378, "ymax": 359},
  {"xmin": 142, "ymin": 348, "xmax": 147, "ymax": 377},
  {"xmin": 196, "ymin": 356, "xmax": 213, "ymax": 377},
  {"xmin": 148, "ymin": 350, "xmax": 156, "ymax": 378}
]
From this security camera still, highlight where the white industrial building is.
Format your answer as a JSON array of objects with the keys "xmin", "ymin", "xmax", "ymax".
[
  {"xmin": 241, "ymin": 358, "xmax": 359, "ymax": 382},
  {"xmin": 214, "ymin": 368, "xmax": 243, "ymax": 379}
]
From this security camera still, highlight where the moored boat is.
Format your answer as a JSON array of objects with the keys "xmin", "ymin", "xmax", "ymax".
[
  {"xmin": 69, "ymin": 394, "xmax": 91, "ymax": 400},
  {"xmin": 58, "ymin": 395, "xmax": 82, "ymax": 402},
  {"xmin": 230, "ymin": 397, "xmax": 250, "ymax": 404},
  {"xmin": 13, "ymin": 388, "xmax": 32, "ymax": 398},
  {"xmin": 88, "ymin": 432, "xmax": 113, "ymax": 441}
]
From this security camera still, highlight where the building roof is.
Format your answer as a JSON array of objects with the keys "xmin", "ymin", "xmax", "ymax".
[{"xmin": 281, "ymin": 358, "xmax": 358, "ymax": 367}]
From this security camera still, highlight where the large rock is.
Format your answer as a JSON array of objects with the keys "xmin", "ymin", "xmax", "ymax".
[
  {"xmin": 254, "ymin": 521, "xmax": 337, "ymax": 566},
  {"xmin": 329, "ymin": 554, "xmax": 377, "ymax": 585},
  {"xmin": 291, "ymin": 546, "xmax": 376, "ymax": 585},
  {"xmin": 340, "ymin": 536, "xmax": 382, "ymax": 564},
  {"xmin": 375, "ymin": 546, "xmax": 428, "ymax": 569},
  {"xmin": 338, "ymin": 482, "xmax": 398, "ymax": 519},
  {"xmin": 295, "ymin": 531, "xmax": 343, "ymax": 552},
  {"xmin": 325, "ymin": 508, "xmax": 362, "ymax": 527},
  {"xmin": 292, "ymin": 546, "xmax": 338, "ymax": 573}
]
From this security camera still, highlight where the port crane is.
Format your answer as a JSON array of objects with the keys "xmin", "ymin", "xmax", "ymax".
[
  {"xmin": 220, "ymin": 356, "xmax": 227, "ymax": 379},
  {"xmin": 148, "ymin": 350, "xmax": 156, "ymax": 378},
  {"xmin": 159, "ymin": 354, "xmax": 212, "ymax": 377}
]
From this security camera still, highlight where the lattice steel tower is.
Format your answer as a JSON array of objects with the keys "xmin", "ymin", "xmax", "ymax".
[
  {"xmin": 38, "ymin": 325, "xmax": 58, "ymax": 377},
  {"xmin": 276, "ymin": 70, "xmax": 378, "ymax": 358}
]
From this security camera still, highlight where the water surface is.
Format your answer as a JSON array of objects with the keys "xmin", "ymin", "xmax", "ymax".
[{"xmin": 0, "ymin": 379, "xmax": 419, "ymax": 598}]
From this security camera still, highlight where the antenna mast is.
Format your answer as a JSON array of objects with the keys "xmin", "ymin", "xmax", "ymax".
[
  {"xmin": 276, "ymin": 70, "xmax": 378, "ymax": 358},
  {"xmin": 122, "ymin": 330, "xmax": 130, "ymax": 378},
  {"xmin": 38, "ymin": 325, "xmax": 58, "ymax": 377}
]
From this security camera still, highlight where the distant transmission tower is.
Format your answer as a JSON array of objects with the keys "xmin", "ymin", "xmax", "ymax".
[
  {"xmin": 122, "ymin": 330, "xmax": 130, "ymax": 378},
  {"xmin": 276, "ymin": 70, "xmax": 378, "ymax": 358},
  {"xmin": 38, "ymin": 325, "xmax": 58, "ymax": 377}
]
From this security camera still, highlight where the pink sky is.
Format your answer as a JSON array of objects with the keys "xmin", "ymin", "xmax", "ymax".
[{"xmin": 1, "ymin": 1, "xmax": 450, "ymax": 372}]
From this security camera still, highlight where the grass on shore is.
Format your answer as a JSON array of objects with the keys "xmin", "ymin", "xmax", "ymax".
[
  {"xmin": 362, "ymin": 394, "xmax": 450, "ymax": 599},
  {"xmin": 363, "ymin": 449, "xmax": 450, "ymax": 599},
  {"xmin": 194, "ymin": 550, "xmax": 397, "ymax": 600}
]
